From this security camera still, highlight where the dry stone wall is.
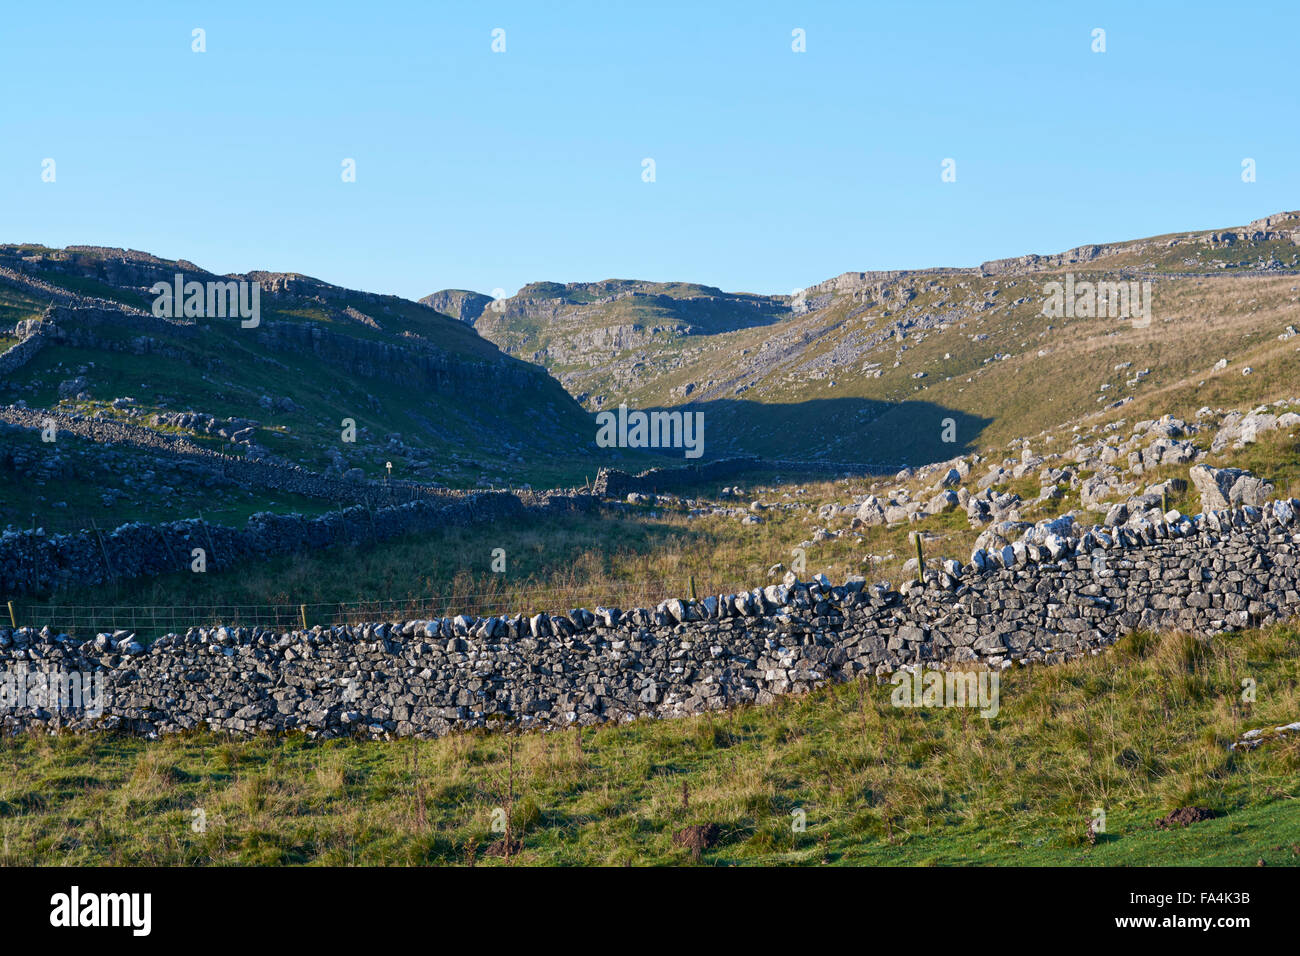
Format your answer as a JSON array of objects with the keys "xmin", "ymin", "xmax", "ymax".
[
  {"xmin": 0, "ymin": 321, "xmax": 50, "ymax": 376},
  {"xmin": 0, "ymin": 490, "xmax": 596, "ymax": 597},
  {"xmin": 592, "ymin": 455, "xmax": 899, "ymax": 499},
  {"xmin": 0, "ymin": 408, "xmax": 452, "ymax": 508},
  {"xmin": 4, "ymin": 498, "xmax": 1300, "ymax": 739},
  {"xmin": 592, "ymin": 458, "xmax": 762, "ymax": 498}
]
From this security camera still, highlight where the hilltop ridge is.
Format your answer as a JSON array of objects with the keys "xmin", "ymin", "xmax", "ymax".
[{"xmin": 421, "ymin": 210, "xmax": 1300, "ymax": 464}]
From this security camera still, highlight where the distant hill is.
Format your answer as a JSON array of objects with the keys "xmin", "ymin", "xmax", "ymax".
[
  {"xmin": 0, "ymin": 245, "xmax": 652, "ymax": 512},
  {"xmin": 418, "ymin": 289, "xmax": 494, "ymax": 324},
  {"xmin": 420, "ymin": 278, "xmax": 790, "ymax": 406},
  {"xmin": 424, "ymin": 212, "xmax": 1300, "ymax": 464}
]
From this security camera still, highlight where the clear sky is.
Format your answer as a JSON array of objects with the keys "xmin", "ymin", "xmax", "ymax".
[{"xmin": 1, "ymin": 1, "xmax": 1296, "ymax": 301}]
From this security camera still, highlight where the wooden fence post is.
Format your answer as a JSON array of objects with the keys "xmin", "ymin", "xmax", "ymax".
[{"xmin": 90, "ymin": 519, "xmax": 117, "ymax": 582}]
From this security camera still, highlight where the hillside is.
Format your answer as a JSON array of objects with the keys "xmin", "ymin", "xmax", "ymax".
[
  {"xmin": 0, "ymin": 246, "xmax": 659, "ymax": 531},
  {"xmin": 428, "ymin": 211, "xmax": 1300, "ymax": 465},
  {"xmin": 6, "ymin": 228, "xmax": 1300, "ymax": 877},
  {"xmin": 423, "ymin": 279, "xmax": 790, "ymax": 406}
]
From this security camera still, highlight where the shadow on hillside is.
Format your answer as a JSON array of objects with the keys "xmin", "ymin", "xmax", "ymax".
[{"xmin": 649, "ymin": 396, "xmax": 991, "ymax": 469}]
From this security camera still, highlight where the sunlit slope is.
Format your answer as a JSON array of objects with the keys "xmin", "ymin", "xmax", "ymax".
[{"xmin": 433, "ymin": 212, "xmax": 1300, "ymax": 465}]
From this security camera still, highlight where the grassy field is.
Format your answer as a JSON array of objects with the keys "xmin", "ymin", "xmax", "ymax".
[
  {"xmin": 0, "ymin": 424, "xmax": 341, "ymax": 534},
  {"xmin": 2, "ymin": 624, "xmax": 1297, "ymax": 866},
  {"xmin": 12, "ymin": 507, "xmax": 819, "ymax": 633},
  {"xmin": 15, "ymin": 422, "xmax": 1300, "ymax": 635},
  {"xmin": 9, "ymin": 490, "xmax": 994, "ymax": 635}
]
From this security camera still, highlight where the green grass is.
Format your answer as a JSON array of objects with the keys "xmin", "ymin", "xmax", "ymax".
[
  {"xmin": 2, "ymin": 623, "xmax": 1297, "ymax": 866},
  {"xmin": 25, "ymin": 268, "xmax": 152, "ymax": 309},
  {"xmin": 16, "ymin": 508, "xmax": 816, "ymax": 631},
  {"xmin": 0, "ymin": 425, "xmax": 338, "ymax": 533},
  {"xmin": 0, "ymin": 285, "xmax": 47, "ymax": 330}
]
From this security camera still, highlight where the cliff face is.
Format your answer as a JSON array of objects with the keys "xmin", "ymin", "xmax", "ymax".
[
  {"xmin": 421, "ymin": 278, "xmax": 792, "ymax": 408},
  {"xmin": 251, "ymin": 319, "xmax": 555, "ymax": 404},
  {"xmin": 418, "ymin": 289, "xmax": 494, "ymax": 323},
  {"xmin": 471, "ymin": 279, "xmax": 789, "ymax": 337}
]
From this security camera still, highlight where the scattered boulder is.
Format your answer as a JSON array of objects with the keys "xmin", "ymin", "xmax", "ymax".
[
  {"xmin": 1189, "ymin": 464, "xmax": 1274, "ymax": 510},
  {"xmin": 855, "ymin": 496, "xmax": 886, "ymax": 526}
]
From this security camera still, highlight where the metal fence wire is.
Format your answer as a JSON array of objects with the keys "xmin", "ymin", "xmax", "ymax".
[{"xmin": 6, "ymin": 575, "xmax": 759, "ymax": 638}]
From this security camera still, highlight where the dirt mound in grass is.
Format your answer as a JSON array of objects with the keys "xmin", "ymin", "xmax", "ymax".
[
  {"xmin": 485, "ymin": 836, "xmax": 523, "ymax": 857},
  {"xmin": 673, "ymin": 823, "xmax": 720, "ymax": 858},
  {"xmin": 1155, "ymin": 807, "xmax": 1219, "ymax": 829}
]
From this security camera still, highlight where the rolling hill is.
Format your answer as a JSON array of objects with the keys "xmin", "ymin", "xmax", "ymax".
[
  {"xmin": 426, "ymin": 211, "xmax": 1300, "ymax": 465},
  {"xmin": 0, "ymin": 245, "xmax": 659, "ymax": 531}
]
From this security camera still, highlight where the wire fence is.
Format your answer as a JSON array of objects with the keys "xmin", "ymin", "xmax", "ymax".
[{"xmin": 6, "ymin": 575, "xmax": 760, "ymax": 638}]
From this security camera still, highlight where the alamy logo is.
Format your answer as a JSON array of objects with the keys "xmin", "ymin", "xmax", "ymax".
[
  {"xmin": 890, "ymin": 666, "xmax": 1000, "ymax": 718},
  {"xmin": 0, "ymin": 666, "xmax": 105, "ymax": 718},
  {"xmin": 1041, "ymin": 273, "xmax": 1152, "ymax": 328},
  {"xmin": 49, "ymin": 886, "xmax": 151, "ymax": 936},
  {"xmin": 150, "ymin": 273, "xmax": 261, "ymax": 328},
  {"xmin": 595, "ymin": 403, "xmax": 704, "ymax": 459}
]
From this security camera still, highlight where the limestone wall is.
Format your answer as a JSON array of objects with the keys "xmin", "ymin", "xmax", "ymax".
[{"xmin": 3, "ymin": 498, "xmax": 1298, "ymax": 738}]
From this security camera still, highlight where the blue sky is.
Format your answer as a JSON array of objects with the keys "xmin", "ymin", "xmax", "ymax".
[{"xmin": 1, "ymin": 1, "xmax": 1296, "ymax": 300}]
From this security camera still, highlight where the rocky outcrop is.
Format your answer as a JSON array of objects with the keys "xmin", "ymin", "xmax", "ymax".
[
  {"xmin": 1189, "ymin": 464, "xmax": 1274, "ymax": 510},
  {"xmin": 804, "ymin": 269, "xmax": 970, "ymax": 298},
  {"xmin": 251, "ymin": 320, "xmax": 542, "ymax": 401},
  {"xmin": 979, "ymin": 243, "xmax": 1130, "ymax": 277},
  {"xmin": 418, "ymin": 289, "xmax": 494, "ymax": 324}
]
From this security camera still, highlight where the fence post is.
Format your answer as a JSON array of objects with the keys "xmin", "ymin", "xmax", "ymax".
[
  {"xmin": 156, "ymin": 526, "xmax": 181, "ymax": 570},
  {"xmin": 300, "ymin": 604, "xmax": 308, "ymax": 630},
  {"xmin": 6, "ymin": 601, "xmax": 15, "ymax": 628},
  {"xmin": 29, "ymin": 513, "xmax": 39, "ymax": 594},
  {"xmin": 197, "ymin": 510, "xmax": 219, "ymax": 572},
  {"xmin": 914, "ymin": 533, "xmax": 924, "ymax": 584},
  {"xmin": 89, "ymin": 519, "xmax": 117, "ymax": 582}
]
